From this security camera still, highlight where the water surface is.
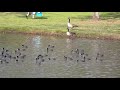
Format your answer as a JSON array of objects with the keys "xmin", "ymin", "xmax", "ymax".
[{"xmin": 0, "ymin": 33, "xmax": 120, "ymax": 78}]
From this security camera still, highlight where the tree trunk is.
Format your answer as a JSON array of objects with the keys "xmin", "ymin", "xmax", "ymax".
[{"xmin": 93, "ymin": 12, "xmax": 100, "ymax": 20}]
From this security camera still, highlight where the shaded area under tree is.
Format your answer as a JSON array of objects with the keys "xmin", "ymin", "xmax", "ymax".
[
  {"xmin": 71, "ymin": 12, "xmax": 120, "ymax": 20},
  {"xmin": 100, "ymin": 12, "xmax": 120, "ymax": 20}
]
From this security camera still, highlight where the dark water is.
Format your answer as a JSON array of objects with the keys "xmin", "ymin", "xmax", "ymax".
[{"xmin": 0, "ymin": 33, "xmax": 120, "ymax": 78}]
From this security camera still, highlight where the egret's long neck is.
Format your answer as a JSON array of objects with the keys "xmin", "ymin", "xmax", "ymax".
[
  {"xmin": 68, "ymin": 18, "xmax": 70, "ymax": 23},
  {"xmin": 67, "ymin": 28, "xmax": 70, "ymax": 32}
]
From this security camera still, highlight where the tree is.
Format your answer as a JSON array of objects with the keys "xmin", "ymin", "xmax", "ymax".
[{"xmin": 93, "ymin": 12, "xmax": 100, "ymax": 20}]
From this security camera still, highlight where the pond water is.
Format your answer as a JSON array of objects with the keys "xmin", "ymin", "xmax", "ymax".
[{"xmin": 0, "ymin": 33, "xmax": 120, "ymax": 78}]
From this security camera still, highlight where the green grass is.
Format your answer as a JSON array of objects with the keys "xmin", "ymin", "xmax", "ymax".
[{"xmin": 0, "ymin": 12, "xmax": 120, "ymax": 39}]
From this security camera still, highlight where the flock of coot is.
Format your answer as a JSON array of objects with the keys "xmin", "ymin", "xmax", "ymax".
[
  {"xmin": 0, "ymin": 44, "xmax": 104, "ymax": 66},
  {"xmin": 0, "ymin": 45, "xmax": 28, "ymax": 64}
]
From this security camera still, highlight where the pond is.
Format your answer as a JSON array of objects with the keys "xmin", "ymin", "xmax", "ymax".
[{"xmin": 0, "ymin": 33, "xmax": 120, "ymax": 78}]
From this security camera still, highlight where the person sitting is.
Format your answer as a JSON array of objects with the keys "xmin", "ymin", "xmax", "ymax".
[{"xmin": 26, "ymin": 12, "xmax": 36, "ymax": 19}]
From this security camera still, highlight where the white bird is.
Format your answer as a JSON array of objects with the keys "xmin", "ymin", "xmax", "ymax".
[
  {"xmin": 66, "ymin": 27, "xmax": 71, "ymax": 36},
  {"xmin": 67, "ymin": 17, "xmax": 78, "ymax": 29},
  {"xmin": 66, "ymin": 27, "xmax": 76, "ymax": 36}
]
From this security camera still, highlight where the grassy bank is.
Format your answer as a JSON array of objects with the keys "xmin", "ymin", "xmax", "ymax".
[{"xmin": 0, "ymin": 12, "xmax": 120, "ymax": 40}]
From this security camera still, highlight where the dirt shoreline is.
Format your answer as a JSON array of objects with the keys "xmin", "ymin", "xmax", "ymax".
[{"xmin": 0, "ymin": 30, "xmax": 120, "ymax": 41}]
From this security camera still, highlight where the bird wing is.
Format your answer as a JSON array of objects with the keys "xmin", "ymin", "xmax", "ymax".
[{"xmin": 72, "ymin": 24, "xmax": 78, "ymax": 27}]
